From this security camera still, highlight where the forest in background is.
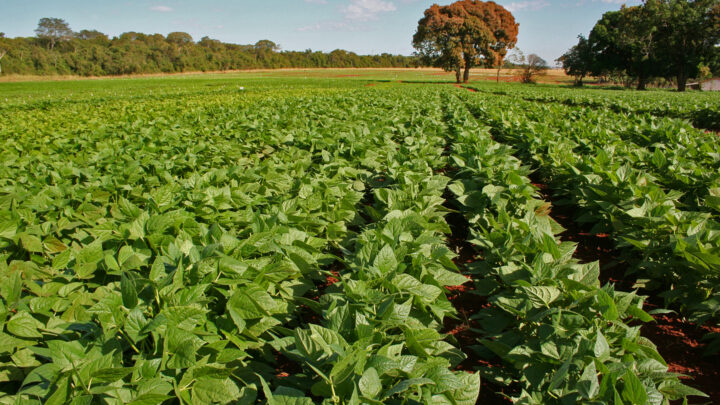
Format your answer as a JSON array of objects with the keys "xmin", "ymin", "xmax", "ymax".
[{"xmin": 0, "ymin": 21, "xmax": 416, "ymax": 77}]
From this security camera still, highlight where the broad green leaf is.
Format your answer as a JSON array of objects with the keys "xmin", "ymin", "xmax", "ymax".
[
  {"xmin": 596, "ymin": 289, "xmax": 619, "ymax": 321},
  {"xmin": 374, "ymin": 245, "xmax": 397, "ymax": 274},
  {"xmin": 359, "ymin": 367, "xmax": 381, "ymax": 398},
  {"xmin": 577, "ymin": 361, "xmax": 599, "ymax": 399},
  {"xmin": 92, "ymin": 367, "xmax": 134, "ymax": 383},
  {"xmin": 52, "ymin": 249, "xmax": 72, "ymax": 270},
  {"xmin": 659, "ymin": 381, "xmax": 708, "ymax": 400},
  {"xmin": 2, "ymin": 271, "xmax": 23, "ymax": 306},
  {"xmin": 383, "ymin": 378, "xmax": 434, "ymax": 399},
  {"xmin": 621, "ymin": 370, "xmax": 647, "ymax": 405},
  {"xmin": 127, "ymin": 394, "xmax": 173, "ymax": 405},
  {"xmin": 271, "ymin": 388, "xmax": 314, "ymax": 405},
  {"xmin": 192, "ymin": 376, "xmax": 241, "ymax": 404},
  {"xmin": 441, "ymin": 372, "xmax": 480, "ymax": 405},
  {"xmin": 7, "ymin": 311, "xmax": 43, "ymax": 338},
  {"xmin": 425, "ymin": 366, "xmax": 463, "ymax": 392},
  {"xmin": 522, "ymin": 286, "xmax": 561, "ymax": 308},
  {"xmin": 20, "ymin": 234, "xmax": 44, "ymax": 253},
  {"xmin": 548, "ymin": 357, "xmax": 571, "ymax": 391},
  {"xmin": 594, "ymin": 330, "xmax": 610, "ymax": 360},
  {"xmin": 45, "ymin": 376, "xmax": 71, "ymax": 405},
  {"xmin": 228, "ymin": 285, "xmax": 276, "ymax": 321},
  {"xmin": 121, "ymin": 272, "xmax": 139, "ymax": 309}
]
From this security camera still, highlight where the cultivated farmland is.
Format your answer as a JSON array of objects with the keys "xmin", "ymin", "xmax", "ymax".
[{"xmin": 1, "ymin": 71, "xmax": 719, "ymax": 404}]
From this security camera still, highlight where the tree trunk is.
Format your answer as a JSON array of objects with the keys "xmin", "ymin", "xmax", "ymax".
[
  {"xmin": 496, "ymin": 67, "xmax": 500, "ymax": 83},
  {"xmin": 463, "ymin": 64, "xmax": 470, "ymax": 83},
  {"xmin": 455, "ymin": 67, "xmax": 461, "ymax": 84},
  {"xmin": 636, "ymin": 75, "xmax": 647, "ymax": 91},
  {"xmin": 676, "ymin": 71, "xmax": 687, "ymax": 92}
]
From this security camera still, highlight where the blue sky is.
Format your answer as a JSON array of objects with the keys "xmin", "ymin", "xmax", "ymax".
[{"xmin": 1, "ymin": 0, "xmax": 640, "ymax": 64}]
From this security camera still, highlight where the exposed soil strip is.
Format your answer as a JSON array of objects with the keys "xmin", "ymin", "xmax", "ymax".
[
  {"xmin": 454, "ymin": 84, "xmax": 478, "ymax": 92},
  {"xmin": 437, "ymin": 104, "xmax": 514, "ymax": 403},
  {"xmin": 643, "ymin": 308, "xmax": 720, "ymax": 404},
  {"xmin": 442, "ymin": 202, "xmax": 514, "ymax": 404}
]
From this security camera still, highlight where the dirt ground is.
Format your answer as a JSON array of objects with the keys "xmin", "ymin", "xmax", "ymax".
[{"xmin": 0, "ymin": 67, "xmax": 574, "ymax": 84}]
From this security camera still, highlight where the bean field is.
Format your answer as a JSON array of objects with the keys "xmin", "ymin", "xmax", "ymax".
[{"xmin": 1, "ymin": 71, "xmax": 719, "ymax": 404}]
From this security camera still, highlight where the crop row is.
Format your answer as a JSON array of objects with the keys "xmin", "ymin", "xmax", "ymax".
[
  {"xmin": 273, "ymin": 119, "xmax": 480, "ymax": 403},
  {"xmin": 457, "ymin": 90, "xmax": 720, "ymax": 354},
  {"xmin": 467, "ymin": 84, "xmax": 720, "ymax": 131},
  {"xmin": 441, "ymin": 96, "xmax": 704, "ymax": 404},
  {"xmin": 467, "ymin": 92, "xmax": 720, "ymax": 216},
  {"xmin": 0, "ymin": 87, "xmax": 476, "ymax": 404},
  {"xmin": 1, "ymin": 82, "xmax": 714, "ymax": 404}
]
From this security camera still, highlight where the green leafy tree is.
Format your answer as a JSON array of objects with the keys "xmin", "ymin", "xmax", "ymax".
[
  {"xmin": 654, "ymin": 0, "xmax": 720, "ymax": 91},
  {"xmin": 557, "ymin": 35, "xmax": 594, "ymax": 85},
  {"xmin": 254, "ymin": 39, "xmax": 279, "ymax": 53},
  {"xmin": 588, "ymin": 5, "xmax": 663, "ymax": 90},
  {"xmin": 0, "ymin": 28, "xmax": 416, "ymax": 76},
  {"xmin": 35, "ymin": 17, "xmax": 73, "ymax": 50},
  {"xmin": 710, "ymin": 49, "xmax": 720, "ymax": 76},
  {"xmin": 567, "ymin": 0, "xmax": 719, "ymax": 90},
  {"xmin": 166, "ymin": 32, "xmax": 194, "ymax": 46},
  {"xmin": 75, "ymin": 29, "xmax": 108, "ymax": 42}
]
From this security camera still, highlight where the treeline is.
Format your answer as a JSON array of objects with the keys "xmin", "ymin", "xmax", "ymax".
[
  {"xmin": 0, "ymin": 19, "xmax": 416, "ymax": 77},
  {"xmin": 557, "ymin": 0, "xmax": 720, "ymax": 91}
]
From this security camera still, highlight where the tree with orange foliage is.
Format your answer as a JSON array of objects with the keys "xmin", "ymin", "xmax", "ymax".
[{"xmin": 413, "ymin": 0, "xmax": 518, "ymax": 83}]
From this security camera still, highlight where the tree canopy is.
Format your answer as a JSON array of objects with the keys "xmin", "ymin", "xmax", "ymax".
[
  {"xmin": 555, "ymin": 35, "xmax": 594, "ymax": 85},
  {"xmin": 166, "ymin": 32, "xmax": 194, "ymax": 46},
  {"xmin": 413, "ymin": 0, "xmax": 518, "ymax": 83},
  {"xmin": 34, "ymin": 17, "xmax": 73, "ymax": 50},
  {"xmin": 559, "ymin": 0, "xmax": 720, "ymax": 91},
  {"xmin": 0, "ymin": 22, "xmax": 416, "ymax": 77}
]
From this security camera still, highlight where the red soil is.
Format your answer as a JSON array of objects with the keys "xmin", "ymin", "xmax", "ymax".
[
  {"xmin": 442, "ymin": 209, "xmax": 514, "ymax": 404},
  {"xmin": 443, "ymin": 268, "xmax": 513, "ymax": 404},
  {"xmin": 273, "ymin": 351, "xmax": 303, "ymax": 379},
  {"xmin": 454, "ymin": 84, "xmax": 478, "ymax": 92},
  {"xmin": 325, "ymin": 270, "xmax": 339, "ymax": 286},
  {"xmin": 642, "ymin": 312, "xmax": 720, "ymax": 403}
]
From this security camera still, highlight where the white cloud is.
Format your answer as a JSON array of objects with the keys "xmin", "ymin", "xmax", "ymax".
[
  {"xmin": 504, "ymin": 0, "xmax": 549, "ymax": 11},
  {"xmin": 298, "ymin": 22, "xmax": 348, "ymax": 31},
  {"xmin": 150, "ymin": 5, "xmax": 173, "ymax": 12},
  {"xmin": 297, "ymin": 0, "xmax": 397, "ymax": 32},
  {"xmin": 297, "ymin": 21, "xmax": 371, "ymax": 32},
  {"xmin": 341, "ymin": 0, "xmax": 397, "ymax": 21}
]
